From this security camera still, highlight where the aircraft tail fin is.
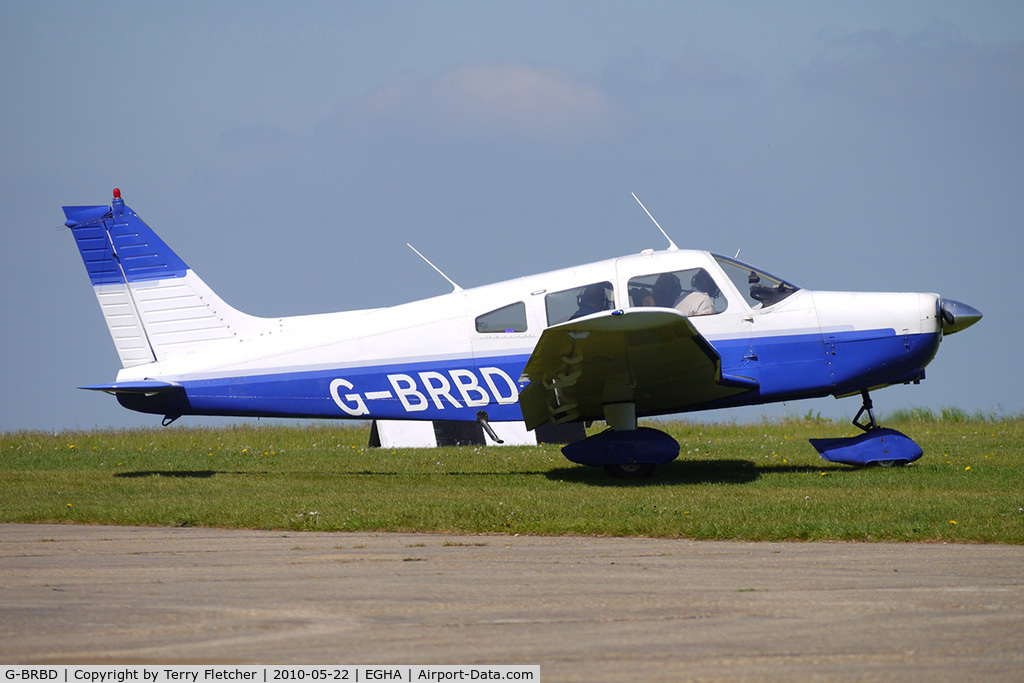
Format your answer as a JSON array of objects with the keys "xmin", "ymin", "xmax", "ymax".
[{"xmin": 63, "ymin": 189, "xmax": 269, "ymax": 368}]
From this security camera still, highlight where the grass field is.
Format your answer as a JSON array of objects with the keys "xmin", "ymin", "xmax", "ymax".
[{"xmin": 3, "ymin": 414, "xmax": 1022, "ymax": 543}]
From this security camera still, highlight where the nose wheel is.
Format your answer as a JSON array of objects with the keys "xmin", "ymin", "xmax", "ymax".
[{"xmin": 809, "ymin": 389, "xmax": 923, "ymax": 467}]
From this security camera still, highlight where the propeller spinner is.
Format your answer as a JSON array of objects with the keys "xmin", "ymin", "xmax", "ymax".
[{"xmin": 939, "ymin": 298, "xmax": 982, "ymax": 335}]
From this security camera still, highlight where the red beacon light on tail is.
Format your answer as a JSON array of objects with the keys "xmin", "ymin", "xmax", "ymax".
[{"xmin": 111, "ymin": 188, "xmax": 126, "ymax": 216}]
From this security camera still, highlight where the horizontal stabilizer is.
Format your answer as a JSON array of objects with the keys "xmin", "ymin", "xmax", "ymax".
[{"xmin": 79, "ymin": 381, "xmax": 179, "ymax": 395}]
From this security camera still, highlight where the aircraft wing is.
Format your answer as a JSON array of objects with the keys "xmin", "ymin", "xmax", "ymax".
[{"xmin": 518, "ymin": 309, "xmax": 757, "ymax": 430}]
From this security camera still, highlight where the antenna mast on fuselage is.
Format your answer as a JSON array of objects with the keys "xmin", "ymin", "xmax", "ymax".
[
  {"xmin": 406, "ymin": 243, "xmax": 463, "ymax": 293},
  {"xmin": 631, "ymin": 192, "xmax": 678, "ymax": 251}
]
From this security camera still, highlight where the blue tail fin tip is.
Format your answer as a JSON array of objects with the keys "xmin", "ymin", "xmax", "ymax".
[
  {"xmin": 64, "ymin": 189, "xmax": 190, "ymax": 285},
  {"xmin": 63, "ymin": 204, "xmax": 111, "ymax": 227}
]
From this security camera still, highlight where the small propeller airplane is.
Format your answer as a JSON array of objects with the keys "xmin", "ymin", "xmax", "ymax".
[{"xmin": 63, "ymin": 189, "xmax": 981, "ymax": 477}]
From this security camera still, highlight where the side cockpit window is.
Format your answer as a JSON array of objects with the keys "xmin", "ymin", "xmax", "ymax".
[
  {"xmin": 545, "ymin": 281, "xmax": 614, "ymax": 326},
  {"xmin": 627, "ymin": 268, "xmax": 726, "ymax": 316},
  {"xmin": 475, "ymin": 302, "xmax": 528, "ymax": 333},
  {"xmin": 713, "ymin": 256, "xmax": 799, "ymax": 309}
]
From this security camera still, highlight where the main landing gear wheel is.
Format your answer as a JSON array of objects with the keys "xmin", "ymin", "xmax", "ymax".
[
  {"xmin": 561, "ymin": 427, "xmax": 679, "ymax": 478},
  {"xmin": 603, "ymin": 462, "xmax": 657, "ymax": 479}
]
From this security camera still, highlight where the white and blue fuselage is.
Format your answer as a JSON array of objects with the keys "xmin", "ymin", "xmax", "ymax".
[{"xmin": 64, "ymin": 192, "xmax": 979, "ymax": 465}]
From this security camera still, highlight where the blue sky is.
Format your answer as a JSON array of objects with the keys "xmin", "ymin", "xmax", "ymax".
[{"xmin": 2, "ymin": 1, "xmax": 1021, "ymax": 431}]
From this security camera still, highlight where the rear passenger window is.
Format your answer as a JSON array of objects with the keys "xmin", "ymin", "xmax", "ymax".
[
  {"xmin": 545, "ymin": 281, "xmax": 614, "ymax": 326},
  {"xmin": 475, "ymin": 302, "xmax": 527, "ymax": 333}
]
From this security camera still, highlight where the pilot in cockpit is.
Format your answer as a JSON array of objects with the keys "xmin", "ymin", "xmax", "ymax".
[
  {"xmin": 651, "ymin": 273, "xmax": 683, "ymax": 308},
  {"xmin": 570, "ymin": 284, "xmax": 610, "ymax": 320}
]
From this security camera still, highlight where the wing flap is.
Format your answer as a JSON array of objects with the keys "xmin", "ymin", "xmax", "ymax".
[{"xmin": 519, "ymin": 309, "xmax": 756, "ymax": 430}]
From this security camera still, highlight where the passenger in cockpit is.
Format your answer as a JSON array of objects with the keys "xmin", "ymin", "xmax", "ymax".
[
  {"xmin": 676, "ymin": 270, "xmax": 720, "ymax": 317},
  {"xmin": 648, "ymin": 270, "xmax": 718, "ymax": 316},
  {"xmin": 570, "ymin": 284, "xmax": 610, "ymax": 320}
]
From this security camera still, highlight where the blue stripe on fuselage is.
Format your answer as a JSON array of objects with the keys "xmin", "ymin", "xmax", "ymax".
[
  {"xmin": 122, "ymin": 355, "xmax": 532, "ymax": 421},
  {"xmin": 824, "ymin": 329, "xmax": 940, "ymax": 396},
  {"xmin": 116, "ymin": 329, "xmax": 941, "ymax": 420},
  {"xmin": 710, "ymin": 328, "xmax": 940, "ymax": 407}
]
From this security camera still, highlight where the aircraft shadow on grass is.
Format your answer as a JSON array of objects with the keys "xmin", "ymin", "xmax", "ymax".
[
  {"xmin": 115, "ymin": 470, "xmax": 238, "ymax": 479},
  {"xmin": 545, "ymin": 459, "xmax": 845, "ymax": 486},
  {"xmin": 111, "ymin": 462, "xmax": 829, "ymax": 484},
  {"xmin": 112, "ymin": 468, "xmax": 554, "ymax": 479},
  {"xmin": 545, "ymin": 459, "xmax": 762, "ymax": 486}
]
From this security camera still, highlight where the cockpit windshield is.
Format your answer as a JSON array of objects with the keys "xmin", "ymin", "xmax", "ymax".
[{"xmin": 713, "ymin": 255, "xmax": 799, "ymax": 309}]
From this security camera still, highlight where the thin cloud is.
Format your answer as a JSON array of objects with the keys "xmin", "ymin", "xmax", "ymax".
[
  {"xmin": 361, "ymin": 63, "xmax": 617, "ymax": 140},
  {"xmin": 605, "ymin": 47, "xmax": 760, "ymax": 92},
  {"xmin": 798, "ymin": 28, "xmax": 1024, "ymax": 111}
]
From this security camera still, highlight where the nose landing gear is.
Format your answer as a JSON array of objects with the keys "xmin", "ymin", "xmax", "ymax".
[
  {"xmin": 852, "ymin": 389, "xmax": 878, "ymax": 432},
  {"xmin": 810, "ymin": 390, "xmax": 924, "ymax": 467}
]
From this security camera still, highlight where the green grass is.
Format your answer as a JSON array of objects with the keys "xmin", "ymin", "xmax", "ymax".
[{"xmin": 2, "ymin": 413, "xmax": 1023, "ymax": 543}]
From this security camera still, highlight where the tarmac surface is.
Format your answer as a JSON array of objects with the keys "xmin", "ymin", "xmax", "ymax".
[{"xmin": 1, "ymin": 524, "xmax": 1023, "ymax": 681}]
